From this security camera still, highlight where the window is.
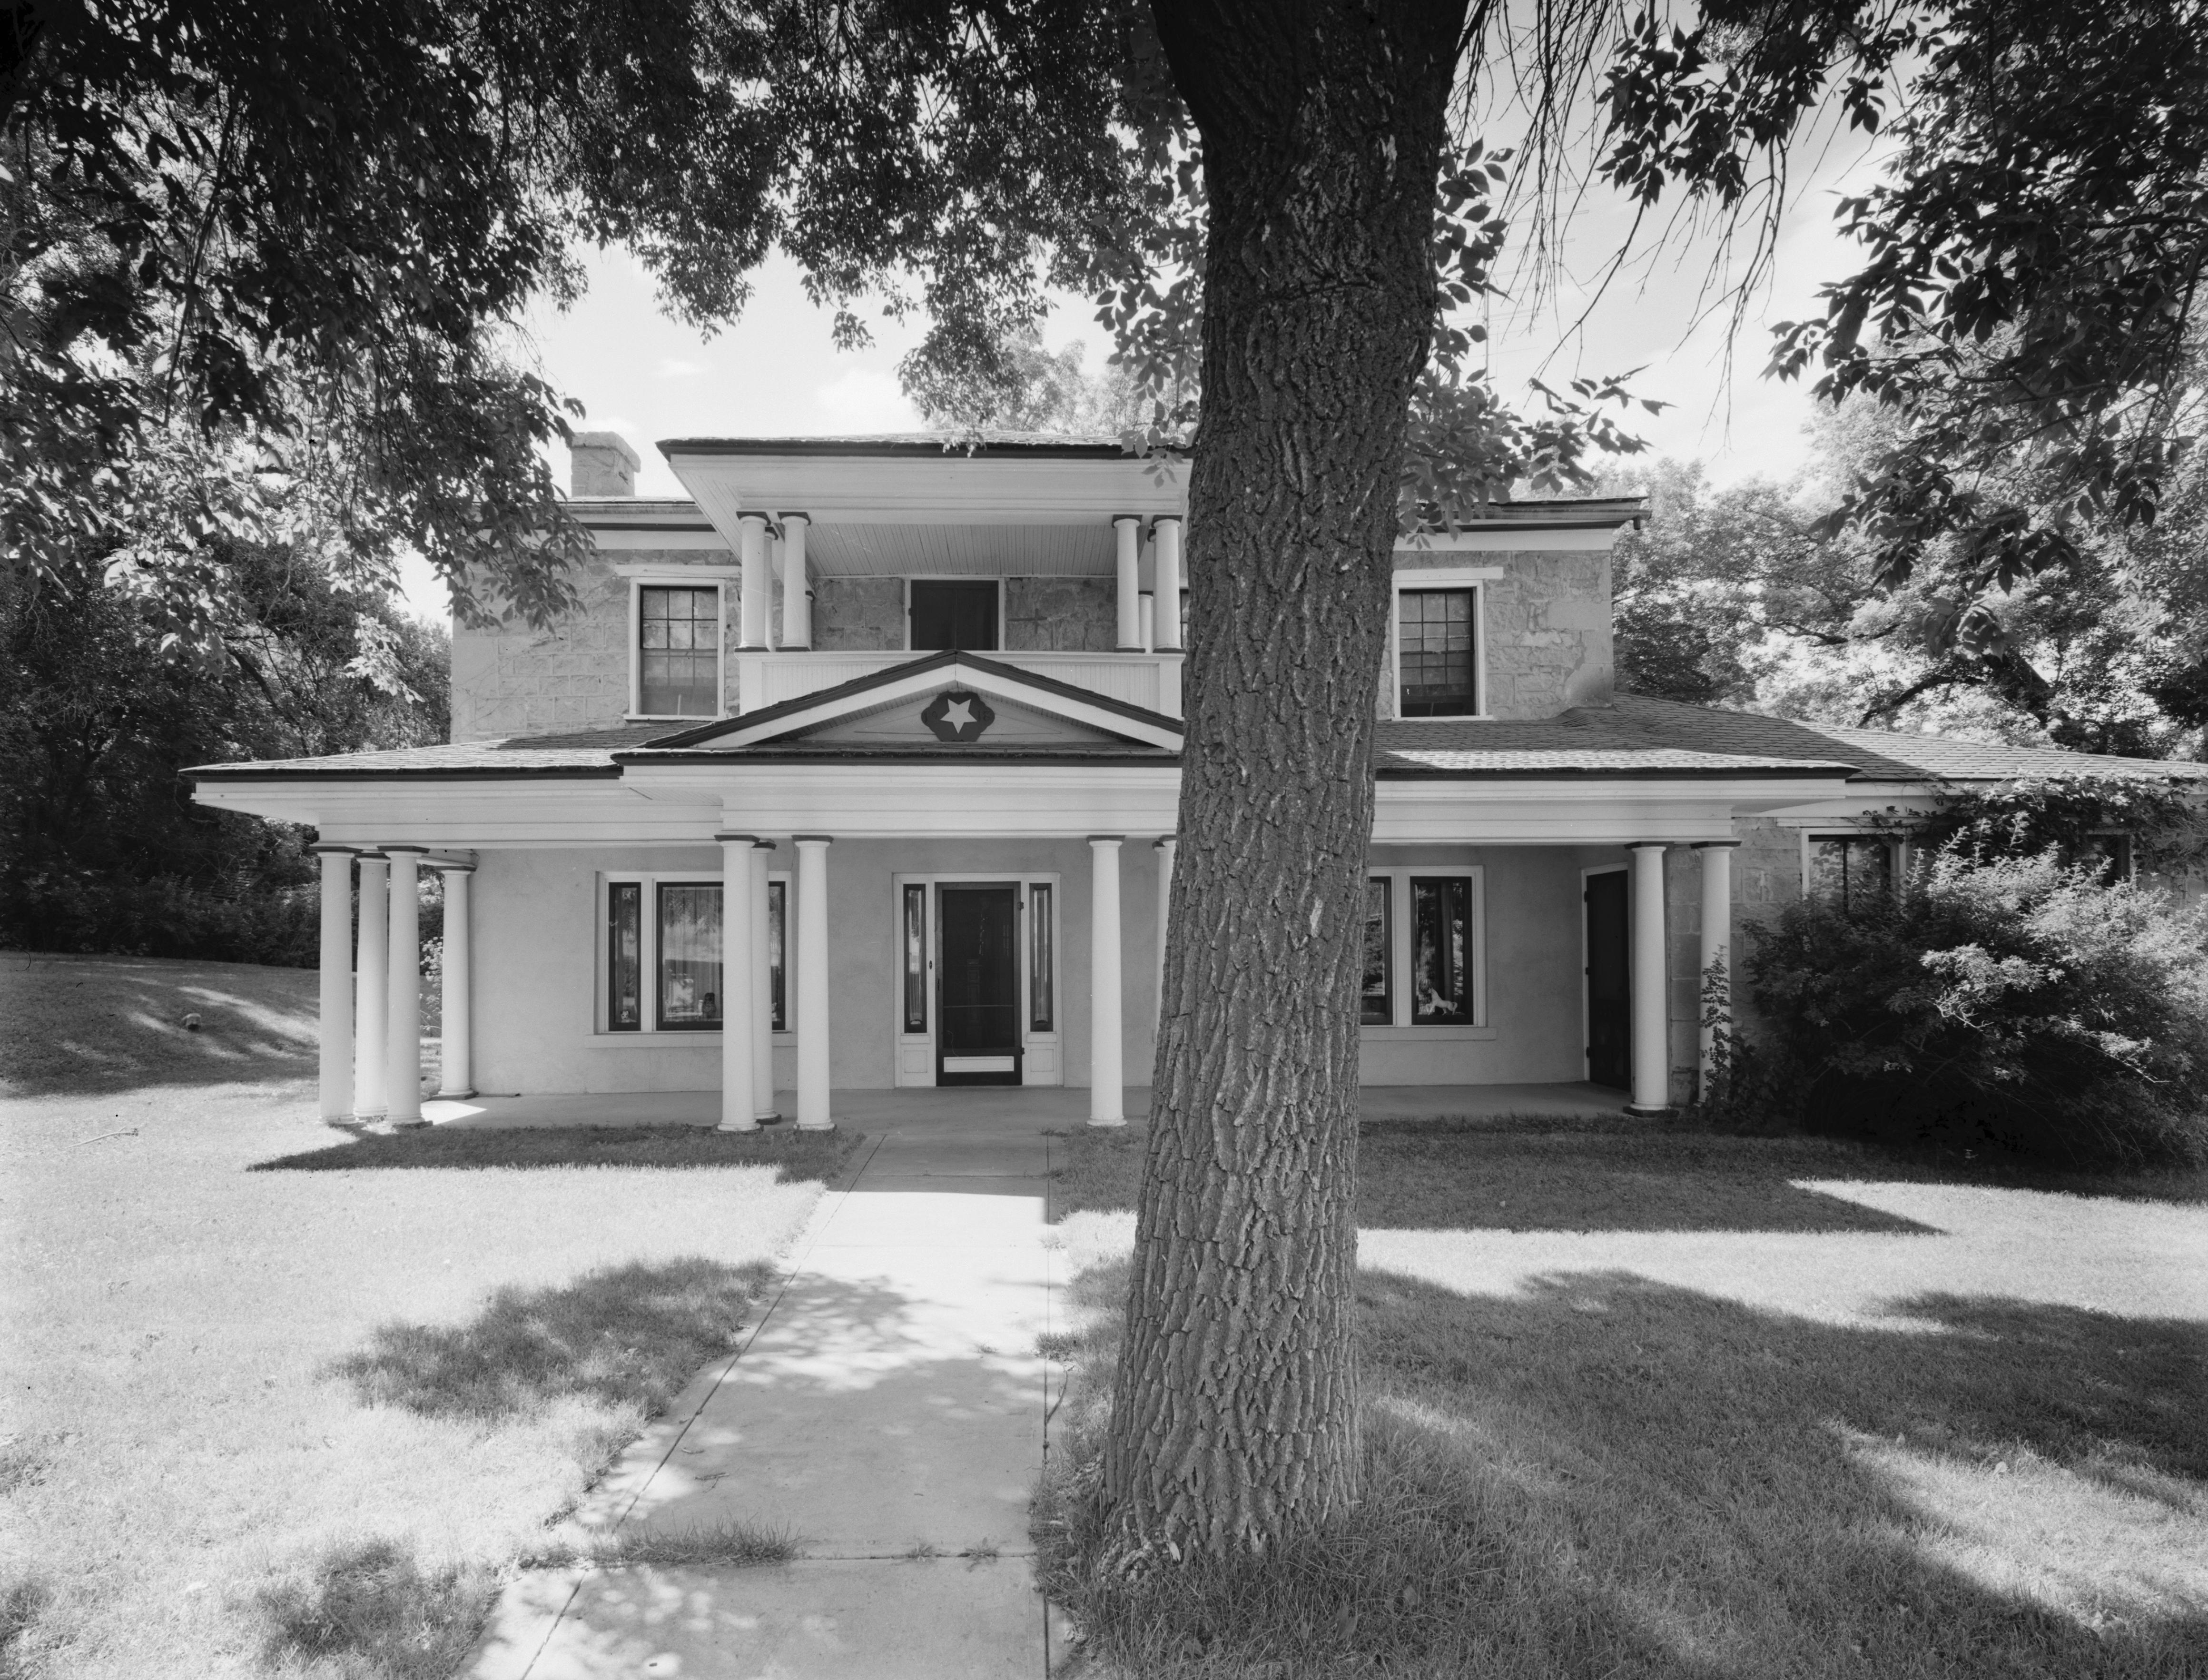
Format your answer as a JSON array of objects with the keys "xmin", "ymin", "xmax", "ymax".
[
  {"xmin": 2084, "ymin": 833, "xmax": 2133, "ymax": 885},
  {"xmin": 908, "ymin": 579, "xmax": 999, "ymax": 650},
  {"xmin": 638, "ymin": 585, "xmax": 720, "ymax": 717},
  {"xmin": 1029, "ymin": 883, "xmax": 1055, "ymax": 1032},
  {"xmin": 1360, "ymin": 878, "xmax": 1392, "ymax": 1025},
  {"xmin": 656, "ymin": 883, "xmax": 722, "ymax": 1029},
  {"xmin": 1410, "ymin": 876, "xmax": 1474, "ymax": 1025},
  {"xmin": 1807, "ymin": 835, "xmax": 1895, "ymax": 911},
  {"xmin": 902, "ymin": 884, "xmax": 928, "ymax": 1033},
  {"xmin": 1397, "ymin": 588, "xmax": 1479, "ymax": 716},
  {"xmin": 768, "ymin": 880, "xmax": 788, "ymax": 1032},
  {"xmin": 608, "ymin": 883, "xmax": 643, "ymax": 1031}
]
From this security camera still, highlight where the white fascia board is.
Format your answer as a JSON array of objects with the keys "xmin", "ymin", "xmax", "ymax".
[
  {"xmin": 1760, "ymin": 787, "xmax": 1943, "ymax": 824},
  {"xmin": 590, "ymin": 529, "xmax": 733, "ymax": 552},
  {"xmin": 189, "ymin": 779, "xmax": 705, "ymax": 849},
  {"xmin": 667, "ymin": 453, "xmax": 1189, "ymax": 539},
  {"xmin": 1372, "ymin": 775, "xmax": 1857, "ymax": 843},
  {"xmin": 1395, "ymin": 527, "xmax": 1628, "ymax": 553},
  {"xmin": 622, "ymin": 762, "xmax": 1184, "ymax": 838},
  {"xmin": 711, "ymin": 658, "xmax": 1183, "ymax": 750}
]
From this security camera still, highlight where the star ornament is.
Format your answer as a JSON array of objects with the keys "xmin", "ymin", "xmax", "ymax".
[{"xmin": 921, "ymin": 689, "xmax": 996, "ymax": 743}]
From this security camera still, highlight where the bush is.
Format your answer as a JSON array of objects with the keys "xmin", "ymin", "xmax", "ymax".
[{"xmin": 1744, "ymin": 849, "xmax": 2208, "ymax": 1165}]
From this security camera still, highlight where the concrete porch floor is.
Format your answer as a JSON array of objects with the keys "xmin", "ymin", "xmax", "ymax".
[{"xmin": 420, "ymin": 1081, "xmax": 1628, "ymax": 1129}]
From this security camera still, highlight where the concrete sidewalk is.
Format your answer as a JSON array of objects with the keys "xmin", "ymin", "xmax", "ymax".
[{"xmin": 464, "ymin": 1105, "xmax": 1065, "ymax": 1679}]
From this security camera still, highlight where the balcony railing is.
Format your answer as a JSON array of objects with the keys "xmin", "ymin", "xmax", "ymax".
[{"xmin": 733, "ymin": 648, "xmax": 1184, "ymax": 719}]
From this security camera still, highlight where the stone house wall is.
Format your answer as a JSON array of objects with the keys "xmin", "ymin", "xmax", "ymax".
[{"xmin": 1394, "ymin": 546, "xmax": 1615, "ymax": 720}]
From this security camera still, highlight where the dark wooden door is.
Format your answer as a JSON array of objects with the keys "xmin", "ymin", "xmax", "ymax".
[
  {"xmin": 937, "ymin": 885, "xmax": 1021, "ymax": 1086},
  {"xmin": 1585, "ymin": 870, "xmax": 1630, "ymax": 1091},
  {"xmin": 909, "ymin": 581, "xmax": 999, "ymax": 651}
]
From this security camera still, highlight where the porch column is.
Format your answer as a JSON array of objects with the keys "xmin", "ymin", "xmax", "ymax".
[
  {"xmin": 1113, "ymin": 515, "xmax": 1142, "ymax": 650},
  {"xmin": 310, "ymin": 845, "xmax": 354, "ymax": 1122},
  {"xmin": 384, "ymin": 846, "xmax": 425, "ymax": 1127},
  {"xmin": 435, "ymin": 860, "xmax": 475, "ymax": 1098},
  {"xmin": 1626, "ymin": 842, "xmax": 1671, "ymax": 1116},
  {"xmin": 1152, "ymin": 835, "xmax": 1176, "ymax": 1034},
  {"xmin": 1152, "ymin": 515, "xmax": 1183, "ymax": 652},
  {"xmin": 738, "ymin": 513, "xmax": 771, "ymax": 648},
  {"xmin": 1695, "ymin": 840, "xmax": 1739, "ymax": 1086},
  {"xmin": 779, "ymin": 513, "xmax": 811, "ymax": 649},
  {"xmin": 353, "ymin": 853, "xmax": 388, "ymax": 1122},
  {"xmin": 1089, "ymin": 835, "xmax": 1124, "ymax": 1126},
  {"xmin": 795, "ymin": 836, "xmax": 835, "ymax": 1130},
  {"xmin": 751, "ymin": 840, "xmax": 779, "ymax": 1122},
  {"xmin": 715, "ymin": 832, "xmax": 759, "ymax": 1132}
]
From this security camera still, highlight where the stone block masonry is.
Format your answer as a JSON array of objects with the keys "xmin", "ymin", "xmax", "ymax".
[
  {"xmin": 1395, "ymin": 548, "xmax": 1615, "ymax": 720},
  {"xmin": 1005, "ymin": 577, "xmax": 1115, "ymax": 651},
  {"xmin": 813, "ymin": 578, "xmax": 906, "ymax": 651}
]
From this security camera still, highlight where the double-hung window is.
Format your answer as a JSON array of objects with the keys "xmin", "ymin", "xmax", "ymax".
[
  {"xmin": 636, "ymin": 584, "xmax": 722, "ymax": 718},
  {"xmin": 604, "ymin": 871, "xmax": 789, "ymax": 1034},
  {"xmin": 1805, "ymin": 835, "xmax": 1896, "ymax": 912},
  {"xmin": 1360, "ymin": 867, "xmax": 1484, "ymax": 1029},
  {"xmin": 1390, "ymin": 571, "xmax": 1490, "ymax": 718}
]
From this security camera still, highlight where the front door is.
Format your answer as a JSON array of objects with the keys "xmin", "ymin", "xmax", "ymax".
[
  {"xmin": 1585, "ymin": 870, "xmax": 1630, "ymax": 1090},
  {"xmin": 937, "ymin": 885, "xmax": 1022, "ymax": 1086}
]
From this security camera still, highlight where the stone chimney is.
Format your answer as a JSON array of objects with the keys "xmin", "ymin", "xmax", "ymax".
[{"xmin": 569, "ymin": 431, "xmax": 641, "ymax": 497}]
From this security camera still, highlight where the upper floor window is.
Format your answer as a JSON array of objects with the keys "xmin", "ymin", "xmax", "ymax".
[
  {"xmin": 638, "ymin": 585, "xmax": 721, "ymax": 717},
  {"xmin": 909, "ymin": 579, "xmax": 1000, "ymax": 651},
  {"xmin": 1807, "ymin": 834, "xmax": 1895, "ymax": 911},
  {"xmin": 1396, "ymin": 586, "xmax": 1480, "ymax": 716}
]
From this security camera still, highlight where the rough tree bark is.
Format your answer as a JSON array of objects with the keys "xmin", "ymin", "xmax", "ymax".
[{"xmin": 1102, "ymin": 0, "xmax": 1469, "ymax": 1554}]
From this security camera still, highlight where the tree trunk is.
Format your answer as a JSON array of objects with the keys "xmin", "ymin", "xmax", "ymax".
[{"xmin": 1101, "ymin": 0, "xmax": 1467, "ymax": 1555}]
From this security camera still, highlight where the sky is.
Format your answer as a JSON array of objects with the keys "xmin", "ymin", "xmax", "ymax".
[{"xmin": 399, "ymin": 127, "xmax": 1886, "ymax": 617}]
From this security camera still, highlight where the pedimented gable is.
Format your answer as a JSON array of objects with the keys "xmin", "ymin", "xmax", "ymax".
[{"xmin": 787, "ymin": 689, "xmax": 1129, "ymax": 746}]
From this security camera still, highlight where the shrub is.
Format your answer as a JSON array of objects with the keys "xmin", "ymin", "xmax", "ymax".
[{"xmin": 1744, "ymin": 848, "xmax": 2208, "ymax": 1165}]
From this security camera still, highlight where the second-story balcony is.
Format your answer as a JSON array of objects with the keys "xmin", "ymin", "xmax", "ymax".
[{"xmin": 734, "ymin": 647, "xmax": 1184, "ymax": 718}]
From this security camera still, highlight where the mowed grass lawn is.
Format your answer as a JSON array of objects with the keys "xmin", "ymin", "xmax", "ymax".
[
  {"xmin": 0, "ymin": 955, "xmax": 856, "ymax": 1680},
  {"xmin": 1043, "ymin": 1121, "xmax": 2208, "ymax": 1677}
]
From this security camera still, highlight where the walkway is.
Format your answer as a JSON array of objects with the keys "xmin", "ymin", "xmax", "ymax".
[{"xmin": 465, "ymin": 1094, "xmax": 1066, "ymax": 1679}]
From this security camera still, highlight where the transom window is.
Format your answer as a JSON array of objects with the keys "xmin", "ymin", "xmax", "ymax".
[
  {"xmin": 1360, "ymin": 867, "xmax": 1484, "ymax": 1028},
  {"xmin": 604, "ymin": 872, "xmax": 789, "ymax": 1034},
  {"xmin": 1396, "ymin": 587, "xmax": 1479, "ymax": 716},
  {"xmin": 638, "ymin": 585, "xmax": 721, "ymax": 717},
  {"xmin": 1806, "ymin": 835, "xmax": 1896, "ymax": 911}
]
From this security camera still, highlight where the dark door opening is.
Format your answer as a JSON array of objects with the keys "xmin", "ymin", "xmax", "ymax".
[
  {"xmin": 909, "ymin": 581, "xmax": 999, "ymax": 651},
  {"xmin": 1585, "ymin": 870, "xmax": 1630, "ymax": 1091},
  {"xmin": 937, "ymin": 885, "xmax": 1022, "ymax": 1086}
]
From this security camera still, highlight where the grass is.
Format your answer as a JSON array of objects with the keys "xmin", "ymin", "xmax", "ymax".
[
  {"xmin": 522, "ymin": 1519, "xmax": 798, "ymax": 1571},
  {"xmin": 0, "ymin": 955, "xmax": 855, "ymax": 1680},
  {"xmin": 1038, "ymin": 1116, "xmax": 2208, "ymax": 1678}
]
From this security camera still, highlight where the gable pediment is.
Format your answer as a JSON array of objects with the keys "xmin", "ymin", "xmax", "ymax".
[{"xmin": 790, "ymin": 687, "xmax": 1129, "ymax": 746}]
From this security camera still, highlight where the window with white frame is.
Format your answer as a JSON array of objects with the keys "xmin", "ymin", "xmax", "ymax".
[
  {"xmin": 634, "ymin": 583, "xmax": 723, "ymax": 718},
  {"xmin": 1360, "ymin": 866, "xmax": 1484, "ymax": 1028},
  {"xmin": 603, "ymin": 871, "xmax": 789, "ymax": 1034},
  {"xmin": 1804, "ymin": 833, "xmax": 1897, "ymax": 912},
  {"xmin": 1390, "ymin": 571, "xmax": 1489, "ymax": 718}
]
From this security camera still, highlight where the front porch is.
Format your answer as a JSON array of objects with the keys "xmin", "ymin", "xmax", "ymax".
[{"xmin": 412, "ymin": 1081, "xmax": 1631, "ymax": 1130}]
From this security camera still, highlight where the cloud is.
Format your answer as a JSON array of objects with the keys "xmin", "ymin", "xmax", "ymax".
[
  {"xmin": 658, "ymin": 358, "xmax": 707, "ymax": 379},
  {"xmin": 814, "ymin": 366, "xmax": 922, "ymax": 431}
]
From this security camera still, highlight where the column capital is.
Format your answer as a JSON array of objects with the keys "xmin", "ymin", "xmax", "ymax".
[
  {"xmin": 432, "ymin": 860, "xmax": 477, "ymax": 874},
  {"xmin": 714, "ymin": 830, "xmax": 763, "ymax": 846},
  {"xmin": 1625, "ymin": 840, "xmax": 1670, "ymax": 852},
  {"xmin": 1692, "ymin": 839, "xmax": 1743, "ymax": 850},
  {"xmin": 792, "ymin": 833, "xmax": 834, "ymax": 846},
  {"xmin": 736, "ymin": 509, "xmax": 772, "ymax": 527},
  {"xmin": 1088, "ymin": 833, "xmax": 1126, "ymax": 846},
  {"xmin": 1149, "ymin": 512, "xmax": 1184, "ymax": 527},
  {"xmin": 1111, "ymin": 512, "xmax": 1143, "ymax": 528},
  {"xmin": 777, "ymin": 509, "xmax": 811, "ymax": 527},
  {"xmin": 751, "ymin": 838, "xmax": 779, "ymax": 850},
  {"xmin": 306, "ymin": 842, "xmax": 355, "ymax": 856},
  {"xmin": 1153, "ymin": 835, "xmax": 1176, "ymax": 849},
  {"xmin": 382, "ymin": 843, "xmax": 428, "ymax": 856},
  {"xmin": 355, "ymin": 850, "xmax": 390, "ymax": 863}
]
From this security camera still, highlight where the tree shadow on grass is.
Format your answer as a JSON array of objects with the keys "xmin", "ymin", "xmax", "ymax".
[
  {"xmin": 1048, "ymin": 1266, "xmax": 2208, "ymax": 1677},
  {"xmin": 330, "ymin": 1257, "xmax": 779, "ymax": 1423},
  {"xmin": 0, "ymin": 957, "xmax": 319, "ymax": 1097},
  {"xmin": 256, "ymin": 1539, "xmax": 499, "ymax": 1680},
  {"xmin": 253, "ymin": 1124, "xmax": 861, "ymax": 1179}
]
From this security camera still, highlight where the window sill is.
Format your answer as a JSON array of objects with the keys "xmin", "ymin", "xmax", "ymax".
[
  {"xmin": 626, "ymin": 713, "xmax": 726, "ymax": 724},
  {"xmin": 591, "ymin": 1032, "xmax": 799, "ymax": 1047},
  {"xmin": 1390, "ymin": 713, "xmax": 1496, "ymax": 723},
  {"xmin": 1360, "ymin": 1025, "xmax": 1496, "ymax": 1041}
]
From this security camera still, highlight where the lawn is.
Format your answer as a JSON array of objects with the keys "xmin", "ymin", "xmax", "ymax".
[
  {"xmin": 1040, "ymin": 1118, "xmax": 2208, "ymax": 1677},
  {"xmin": 0, "ymin": 955, "xmax": 857, "ymax": 1680}
]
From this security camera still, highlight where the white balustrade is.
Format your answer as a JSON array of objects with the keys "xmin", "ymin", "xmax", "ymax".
[{"xmin": 733, "ymin": 649, "xmax": 1184, "ymax": 718}]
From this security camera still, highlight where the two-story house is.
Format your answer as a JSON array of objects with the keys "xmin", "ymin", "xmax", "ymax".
[{"xmin": 189, "ymin": 430, "xmax": 2208, "ymax": 1132}]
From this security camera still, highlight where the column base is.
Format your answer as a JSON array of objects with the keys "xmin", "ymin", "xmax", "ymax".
[
  {"xmin": 796, "ymin": 1120, "xmax": 836, "ymax": 1133},
  {"xmin": 351, "ymin": 1111, "xmax": 386, "ymax": 1127},
  {"xmin": 1087, "ymin": 1116, "xmax": 1127, "ymax": 1129},
  {"xmin": 717, "ymin": 1118, "xmax": 760, "ymax": 1134},
  {"xmin": 752, "ymin": 1110, "xmax": 784, "ymax": 1126},
  {"xmin": 1624, "ymin": 1103, "xmax": 1676, "ymax": 1117},
  {"xmin": 434, "ymin": 1087, "xmax": 476, "ymax": 1100},
  {"xmin": 389, "ymin": 1117, "xmax": 432, "ymax": 1130}
]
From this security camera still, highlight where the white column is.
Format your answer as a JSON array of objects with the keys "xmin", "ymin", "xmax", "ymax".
[
  {"xmin": 1089, "ymin": 836, "xmax": 1125, "ymax": 1126},
  {"xmin": 780, "ymin": 514, "xmax": 811, "ymax": 649},
  {"xmin": 738, "ymin": 513, "xmax": 771, "ymax": 648},
  {"xmin": 311, "ymin": 845, "xmax": 354, "ymax": 1122},
  {"xmin": 436, "ymin": 861, "xmax": 475, "ymax": 1098},
  {"xmin": 1627, "ymin": 842, "xmax": 1671, "ymax": 1115},
  {"xmin": 795, "ymin": 836, "xmax": 835, "ymax": 1131},
  {"xmin": 751, "ymin": 840, "xmax": 778, "ymax": 1122},
  {"xmin": 353, "ymin": 853, "xmax": 389, "ymax": 1122},
  {"xmin": 384, "ymin": 846, "xmax": 424, "ymax": 1126},
  {"xmin": 714, "ymin": 832, "xmax": 759, "ymax": 1131},
  {"xmin": 1152, "ymin": 835, "xmax": 1176, "ymax": 1036},
  {"xmin": 1696, "ymin": 840, "xmax": 1738, "ymax": 1084},
  {"xmin": 1113, "ymin": 515, "xmax": 1142, "ymax": 650},
  {"xmin": 1152, "ymin": 515, "xmax": 1183, "ymax": 651}
]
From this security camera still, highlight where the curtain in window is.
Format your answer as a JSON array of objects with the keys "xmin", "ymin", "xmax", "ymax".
[
  {"xmin": 1410, "ymin": 876, "xmax": 1472, "ymax": 1025},
  {"xmin": 639, "ymin": 587, "xmax": 718, "ymax": 716},
  {"xmin": 607, "ymin": 883, "xmax": 642, "ymax": 1031},
  {"xmin": 1360, "ymin": 878, "xmax": 1392, "ymax": 1025},
  {"xmin": 656, "ymin": 882, "xmax": 722, "ymax": 1029}
]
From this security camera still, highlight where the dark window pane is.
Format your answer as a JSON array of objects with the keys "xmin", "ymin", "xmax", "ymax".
[
  {"xmin": 1410, "ymin": 876, "xmax": 1472, "ymax": 1025},
  {"xmin": 903, "ymin": 885, "xmax": 928, "ymax": 1033},
  {"xmin": 909, "ymin": 580, "xmax": 998, "ymax": 650},
  {"xmin": 1361, "ymin": 877, "xmax": 1392, "ymax": 1026},
  {"xmin": 1030, "ymin": 883, "xmax": 1054, "ymax": 1032},
  {"xmin": 657, "ymin": 882, "xmax": 722, "ymax": 1029},
  {"xmin": 1810, "ymin": 838, "xmax": 1893, "ymax": 912},
  {"xmin": 639, "ymin": 586, "xmax": 719, "ymax": 715},
  {"xmin": 1398, "ymin": 589, "xmax": 1479, "ymax": 716},
  {"xmin": 608, "ymin": 882, "xmax": 642, "ymax": 1031},
  {"xmin": 768, "ymin": 880, "xmax": 787, "ymax": 1033},
  {"xmin": 2084, "ymin": 833, "xmax": 2132, "ymax": 885}
]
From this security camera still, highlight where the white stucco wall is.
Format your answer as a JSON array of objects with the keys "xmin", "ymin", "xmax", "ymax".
[{"xmin": 468, "ymin": 840, "xmax": 1587, "ymax": 1097}]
